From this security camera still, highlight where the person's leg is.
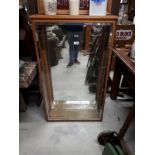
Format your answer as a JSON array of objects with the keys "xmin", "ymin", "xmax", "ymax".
[
  {"xmin": 74, "ymin": 31, "xmax": 82, "ymax": 64},
  {"xmin": 67, "ymin": 31, "xmax": 75, "ymax": 66},
  {"xmin": 74, "ymin": 45, "xmax": 80, "ymax": 64}
]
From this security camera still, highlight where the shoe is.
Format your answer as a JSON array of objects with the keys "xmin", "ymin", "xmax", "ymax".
[
  {"xmin": 67, "ymin": 62, "xmax": 74, "ymax": 67},
  {"xmin": 74, "ymin": 59, "xmax": 80, "ymax": 64}
]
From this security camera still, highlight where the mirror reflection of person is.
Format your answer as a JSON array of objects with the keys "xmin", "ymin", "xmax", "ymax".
[{"xmin": 65, "ymin": 24, "xmax": 83, "ymax": 67}]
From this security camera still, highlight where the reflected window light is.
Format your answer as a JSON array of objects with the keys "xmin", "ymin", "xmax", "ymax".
[{"xmin": 66, "ymin": 101, "xmax": 94, "ymax": 104}]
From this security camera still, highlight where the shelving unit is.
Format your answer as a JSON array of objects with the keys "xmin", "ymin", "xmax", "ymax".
[{"xmin": 30, "ymin": 14, "xmax": 118, "ymax": 23}]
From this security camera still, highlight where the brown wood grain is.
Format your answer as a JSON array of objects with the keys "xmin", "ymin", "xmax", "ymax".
[
  {"xmin": 19, "ymin": 62, "xmax": 37, "ymax": 88},
  {"xmin": 57, "ymin": 9, "xmax": 89, "ymax": 15},
  {"xmin": 31, "ymin": 23, "xmax": 50, "ymax": 118},
  {"xmin": 19, "ymin": 90, "xmax": 27, "ymax": 112},
  {"xmin": 30, "ymin": 14, "xmax": 118, "ymax": 22},
  {"xmin": 119, "ymin": 104, "xmax": 135, "ymax": 139},
  {"xmin": 107, "ymin": 0, "xmax": 112, "ymax": 14},
  {"xmin": 110, "ymin": 48, "xmax": 135, "ymax": 100},
  {"xmin": 38, "ymin": 27, "xmax": 54, "ymax": 108},
  {"xmin": 100, "ymin": 21, "xmax": 117, "ymax": 119},
  {"xmin": 84, "ymin": 25, "xmax": 92, "ymax": 51},
  {"xmin": 48, "ymin": 101, "xmax": 101, "ymax": 121},
  {"xmin": 37, "ymin": 0, "xmax": 45, "ymax": 14},
  {"xmin": 112, "ymin": 48, "xmax": 135, "ymax": 74}
]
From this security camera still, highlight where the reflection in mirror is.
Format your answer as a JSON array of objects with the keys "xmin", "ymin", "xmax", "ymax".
[{"xmin": 36, "ymin": 23, "xmax": 111, "ymax": 120}]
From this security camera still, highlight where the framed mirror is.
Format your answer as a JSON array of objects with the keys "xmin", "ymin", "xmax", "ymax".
[{"xmin": 30, "ymin": 15, "xmax": 117, "ymax": 121}]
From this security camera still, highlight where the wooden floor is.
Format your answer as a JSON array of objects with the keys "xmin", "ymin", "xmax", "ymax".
[{"xmin": 49, "ymin": 101, "xmax": 101, "ymax": 121}]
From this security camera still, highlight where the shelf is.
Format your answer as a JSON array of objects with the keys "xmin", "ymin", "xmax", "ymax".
[{"xmin": 29, "ymin": 14, "xmax": 118, "ymax": 23}]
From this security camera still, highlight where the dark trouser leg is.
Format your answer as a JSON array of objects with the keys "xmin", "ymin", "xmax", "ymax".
[
  {"xmin": 74, "ymin": 45, "xmax": 79, "ymax": 60},
  {"xmin": 69, "ymin": 45, "xmax": 75, "ymax": 63},
  {"xmin": 74, "ymin": 31, "xmax": 82, "ymax": 60},
  {"xmin": 67, "ymin": 32, "xmax": 75, "ymax": 63}
]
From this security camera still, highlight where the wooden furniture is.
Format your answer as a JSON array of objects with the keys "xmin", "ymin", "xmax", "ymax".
[
  {"xmin": 119, "ymin": 103, "xmax": 135, "ymax": 140},
  {"xmin": 27, "ymin": 0, "xmax": 38, "ymax": 15},
  {"xmin": 19, "ymin": 62, "xmax": 37, "ymax": 88},
  {"xmin": 119, "ymin": 103, "xmax": 134, "ymax": 155},
  {"xmin": 19, "ymin": 7, "xmax": 36, "ymax": 60},
  {"xmin": 99, "ymin": 48, "xmax": 135, "ymax": 153},
  {"xmin": 110, "ymin": 48, "xmax": 135, "ymax": 99},
  {"xmin": 97, "ymin": 103, "xmax": 134, "ymax": 155},
  {"xmin": 19, "ymin": 62, "xmax": 37, "ymax": 112},
  {"xmin": 29, "ymin": 14, "xmax": 118, "ymax": 121},
  {"xmin": 107, "ymin": 0, "xmax": 120, "ymax": 15},
  {"xmin": 37, "ymin": 0, "xmax": 45, "ymax": 14},
  {"xmin": 83, "ymin": 25, "xmax": 92, "ymax": 52}
]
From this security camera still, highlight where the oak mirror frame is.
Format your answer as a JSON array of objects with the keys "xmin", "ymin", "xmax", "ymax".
[{"xmin": 30, "ymin": 15, "xmax": 117, "ymax": 121}]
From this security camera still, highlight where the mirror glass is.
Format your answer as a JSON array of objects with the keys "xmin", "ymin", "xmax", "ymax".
[{"xmin": 36, "ymin": 22, "xmax": 112, "ymax": 120}]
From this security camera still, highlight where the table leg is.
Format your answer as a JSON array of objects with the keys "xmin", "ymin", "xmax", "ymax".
[
  {"xmin": 118, "ymin": 104, "xmax": 135, "ymax": 139},
  {"xmin": 19, "ymin": 90, "xmax": 27, "ymax": 112},
  {"xmin": 110, "ymin": 58, "xmax": 122, "ymax": 99},
  {"xmin": 84, "ymin": 25, "xmax": 91, "ymax": 52}
]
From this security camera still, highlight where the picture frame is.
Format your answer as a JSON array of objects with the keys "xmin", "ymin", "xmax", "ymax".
[
  {"xmin": 37, "ymin": 0, "xmax": 112, "ymax": 15},
  {"xmin": 37, "ymin": 0, "xmax": 89, "ymax": 15}
]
